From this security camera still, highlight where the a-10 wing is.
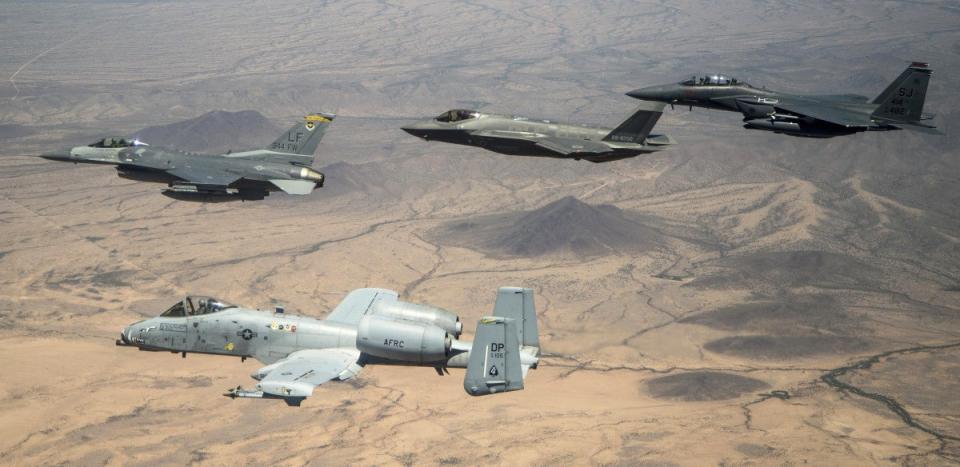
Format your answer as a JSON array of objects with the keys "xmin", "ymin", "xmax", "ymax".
[{"xmin": 227, "ymin": 348, "xmax": 363, "ymax": 406}]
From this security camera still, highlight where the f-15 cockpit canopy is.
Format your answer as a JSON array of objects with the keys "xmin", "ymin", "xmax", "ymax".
[
  {"xmin": 435, "ymin": 109, "xmax": 479, "ymax": 122},
  {"xmin": 160, "ymin": 296, "xmax": 236, "ymax": 317},
  {"xmin": 680, "ymin": 75, "xmax": 751, "ymax": 87},
  {"xmin": 88, "ymin": 137, "xmax": 147, "ymax": 148}
]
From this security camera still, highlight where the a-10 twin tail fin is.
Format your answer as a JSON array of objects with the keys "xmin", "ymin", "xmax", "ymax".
[{"xmin": 464, "ymin": 287, "xmax": 540, "ymax": 396}]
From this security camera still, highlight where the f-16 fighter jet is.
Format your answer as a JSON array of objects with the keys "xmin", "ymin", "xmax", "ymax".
[
  {"xmin": 627, "ymin": 62, "xmax": 937, "ymax": 138},
  {"xmin": 41, "ymin": 113, "xmax": 335, "ymax": 200},
  {"xmin": 402, "ymin": 101, "xmax": 673, "ymax": 162},
  {"xmin": 117, "ymin": 287, "xmax": 541, "ymax": 406}
]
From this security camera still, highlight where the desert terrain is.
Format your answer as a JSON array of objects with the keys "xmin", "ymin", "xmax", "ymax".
[{"xmin": 1, "ymin": 0, "xmax": 959, "ymax": 465}]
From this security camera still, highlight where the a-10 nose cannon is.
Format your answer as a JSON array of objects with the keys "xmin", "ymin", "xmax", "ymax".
[{"xmin": 119, "ymin": 287, "xmax": 540, "ymax": 406}]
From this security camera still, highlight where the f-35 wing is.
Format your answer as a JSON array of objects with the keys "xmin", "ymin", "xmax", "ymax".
[
  {"xmin": 470, "ymin": 130, "xmax": 612, "ymax": 156},
  {"xmin": 226, "ymin": 348, "xmax": 363, "ymax": 406},
  {"xmin": 535, "ymin": 137, "xmax": 612, "ymax": 155},
  {"xmin": 772, "ymin": 99, "xmax": 872, "ymax": 128}
]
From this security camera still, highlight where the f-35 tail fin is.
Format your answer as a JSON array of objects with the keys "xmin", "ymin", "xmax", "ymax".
[
  {"xmin": 871, "ymin": 62, "xmax": 932, "ymax": 124},
  {"xmin": 266, "ymin": 113, "xmax": 336, "ymax": 164},
  {"xmin": 603, "ymin": 101, "xmax": 666, "ymax": 144}
]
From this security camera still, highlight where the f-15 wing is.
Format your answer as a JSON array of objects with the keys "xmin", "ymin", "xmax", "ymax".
[
  {"xmin": 226, "ymin": 348, "xmax": 363, "ymax": 406},
  {"xmin": 772, "ymin": 98, "xmax": 872, "ymax": 128}
]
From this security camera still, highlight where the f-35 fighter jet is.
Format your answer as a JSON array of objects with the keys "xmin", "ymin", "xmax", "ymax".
[
  {"xmin": 627, "ymin": 62, "xmax": 936, "ymax": 138},
  {"xmin": 41, "ymin": 113, "xmax": 335, "ymax": 200},
  {"xmin": 116, "ymin": 287, "xmax": 541, "ymax": 406},
  {"xmin": 402, "ymin": 101, "xmax": 673, "ymax": 162}
]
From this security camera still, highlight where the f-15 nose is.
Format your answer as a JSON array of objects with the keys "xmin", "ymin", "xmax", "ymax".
[
  {"xmin": 627, "ymin": 85, "xmax": 675, "ymax": 103},
  {"xmin": 40, "ymin": 147, "xmax": 74, "ymax": 161}
]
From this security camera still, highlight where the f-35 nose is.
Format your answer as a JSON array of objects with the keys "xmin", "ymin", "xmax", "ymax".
[
  {"xmin": 401, "ymin": 120, "xmax": 438, "ymax": 139},
  {"xmin": 626, "ymin": 85, "xmax": 674, "ymax": 102}
]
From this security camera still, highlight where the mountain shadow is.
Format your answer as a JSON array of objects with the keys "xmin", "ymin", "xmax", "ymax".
[{"xmin": 429, "ymin": 196, "xmax": 666, "ymax": 258}]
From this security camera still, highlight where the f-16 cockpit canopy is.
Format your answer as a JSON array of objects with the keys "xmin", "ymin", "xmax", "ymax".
[
  {"xmin": 680, "ymin": 75, "xmax": 750, "ymax": 87},
  {"xmin": 160, "ymin": 296, "xmax": 236, "ymax": 317},
  {"xmin": 435, "ymin": 109, "xmax": 479, "ymax": 122},
  {"xmin": 88, "ymin": 137, "xmax": 147, "ymax": 148}
]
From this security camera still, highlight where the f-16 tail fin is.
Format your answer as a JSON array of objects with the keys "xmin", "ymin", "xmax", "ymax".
[
  {"xmin": 464, "ymin": 316, "xmax": 524, "ymax": 396},
  {"xmin": 871, "ymin": 62, "xmax": 932, "ymax": 124},
  {"xmin": 463, "ymin": 287, "xmax": 541, "ymax": 396},
  {"xmin": 266, "ymin": 113, "xmax": 336, "ymax": 163},
  {"xmin": 603, "ymin": 101, "xmax": 666, "ymax": 144}
]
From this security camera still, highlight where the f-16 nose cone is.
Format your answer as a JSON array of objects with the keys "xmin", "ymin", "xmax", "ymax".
[{"xmin": 40, "ymin": 148, "xmax": 73, "ymax": 161}]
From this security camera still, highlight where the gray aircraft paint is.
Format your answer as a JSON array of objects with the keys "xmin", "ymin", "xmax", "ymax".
[
  {"xmin": 628, "ymin": 62, "xmax": 937, "ymax": 138},
  {"xmin": 401, "ymin": 101, "xmax": 674, "ymax": 163},
  {"xmin": 117, "ymin": 287, "xmax": 541, "ymax": 406},
  {"xmin": 41, "ymin": 113, "xmax": 335, "ymax": 200}
]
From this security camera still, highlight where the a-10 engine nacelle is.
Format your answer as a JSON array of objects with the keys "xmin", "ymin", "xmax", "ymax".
[
  {"xmin": 369, "ymin": 300, "xmax": 462, "ymax": 338},
  {"xmin": 356, "ymin": 315, "xmax": 452, "ymax": 363}
]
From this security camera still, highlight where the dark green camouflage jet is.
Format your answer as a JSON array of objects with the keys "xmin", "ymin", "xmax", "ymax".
[
  {"xmin": 402, "ymin": 101, "xmax": 673, "ymax": 162},
  {"xmin": 41, "ymin": 113, "xmax": 335, "ymax": 200},
  {"xmin": 627, "ymin": 62, "xmax": 937, "ymax": 138}
]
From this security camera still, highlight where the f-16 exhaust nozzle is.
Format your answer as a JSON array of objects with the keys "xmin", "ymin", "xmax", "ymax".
[{"xmin": 296, "ymin": 167, "xmax": 325, "ymax": 185}]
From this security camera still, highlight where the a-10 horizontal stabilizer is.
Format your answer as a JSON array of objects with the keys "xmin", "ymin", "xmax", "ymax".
[{"xmin": 464, "ymin": 316, "xmax": 524, "ymax": 396}]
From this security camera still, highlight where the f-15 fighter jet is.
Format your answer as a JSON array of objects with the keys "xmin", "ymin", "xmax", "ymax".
[
  {"xmin": 42, "ymin": 113, "xmax": 335, "ymax": 200},
  {"xmin": 628, "ymin": 62, "xmax": 937, "ymax": 138},
  {"xmin": 402, "ymin": 102, "xmax": 673, "ymax": 162},
  {"xmin": 117, "ymin": 287, "xmax": 541, "ymax": 406}
]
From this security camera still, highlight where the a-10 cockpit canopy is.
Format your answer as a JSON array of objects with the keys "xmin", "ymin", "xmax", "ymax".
[
  {"xmin": 435, "ymin": 109, "xmax": 479, "ymax": 122},
  {"xmin": 88, "ymin": 137, "xmax": 147, "ymax": 148},
  {"xmin": 160, "ymin": 296, "xmax": 236, "ymax": 317},
  {"xmin": 680, "ymin": 75, "xmax": 750, "ymax": 87}
]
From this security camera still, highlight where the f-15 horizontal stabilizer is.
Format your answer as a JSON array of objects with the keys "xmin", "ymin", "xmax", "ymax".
[{"xmin": 464, "ymin": 316, "xmax": 524, "ymax": 396}]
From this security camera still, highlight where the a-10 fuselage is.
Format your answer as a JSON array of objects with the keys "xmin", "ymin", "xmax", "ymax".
[{"xmin": 119, "ymin": 296, "xmax": 472, "ymax": 368}]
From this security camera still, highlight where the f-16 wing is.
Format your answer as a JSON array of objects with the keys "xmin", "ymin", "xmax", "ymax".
[
  {"xmin": 470, "ymin": 130, "xmax": 612, "ymax": 156},
  {"xmin": 225, "ymin": 348, "xmax": 363, "ymax": 406},
  {"xmin": 166, "ymin": 166, "xmax": 243, "ymax": 187},
  {"xmin": 772, "ymin": 98, "xmax": 872, "ymax": 128}
]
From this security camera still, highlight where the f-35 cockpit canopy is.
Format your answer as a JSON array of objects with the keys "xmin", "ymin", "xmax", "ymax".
[
  {"xmin": 160, "ymin": 296, "xmax": 236, "ymax": 317},
  {"xmin": 435, "ymin": 109, "xmax": 479, "ymax": 122},
  {"xmin": 680, "ymin": 75, "xmax": 750, "ymax": 87},
  {"xmin": 88, "ymin": 137, "xmax": 146, "ymax": 148}
]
